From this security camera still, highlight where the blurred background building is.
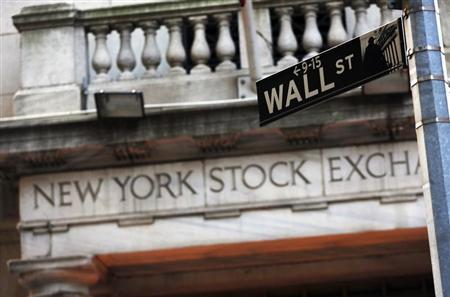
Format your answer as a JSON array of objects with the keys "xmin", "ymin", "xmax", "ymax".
[{"xmin": 0, "ymin": 0, "xmax": 449, "ymax": 296}]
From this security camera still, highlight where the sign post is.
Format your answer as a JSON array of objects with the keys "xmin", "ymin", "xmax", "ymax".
[
  {"xmin": 257, "ymin": 18, "xmax": 407, "ymax": 126},
  {"xmin": 404, "ymin": 0, "xmax": 450, "ymax": 295}
]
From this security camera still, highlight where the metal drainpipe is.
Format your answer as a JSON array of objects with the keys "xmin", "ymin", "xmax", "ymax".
[
  {"xmin": 240, "ymin": 0, "xmax": 262, "ymax": 93},
  {"xmin": 404, "ymin": 0, "xmax": 450, "ymax": 296}
]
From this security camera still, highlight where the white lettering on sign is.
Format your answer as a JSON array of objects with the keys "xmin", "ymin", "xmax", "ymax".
[
  {"xmin": 335, "ymin": 54, "xmax": 354, "ymax": 74},
  {"xmin": 264, "ymin": 55, "xmax": 350, "ymax": 114},
  {"xmin": 20, "ymin": 141, "xmax": 422, "ymax": 222},
  {"xmin": 264, "ymin": 85, "xmax": 284, "ymax": 114}
]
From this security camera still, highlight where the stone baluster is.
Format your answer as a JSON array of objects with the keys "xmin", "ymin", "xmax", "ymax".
[
  {"xmin": 302, "ymin": 4, "xmax": 323, "ymax": 60},
  {"xmin": 352, "ymin": 0, "xmax": 370, "ymax": 37},
  {"xmin": 189, "ymin": 15, "xmax": 211, "ymax": 73},
  {"xmin": 90, "ymin": 25, "xmax": 112, "ymax": 83},
  {"xmin": 165, "ymin": 18, "xmax": 187, "ymax": 75},
  {"xmin": 115, "ymin": 23, "xmax": 136, "ymax": 80},
  {"xmin": 377, "ymin": 0, "xmax": 394, "ymax": 25},
  {"xmin": 140, "ymin": 20, "xmax": 161, "ymax": 78},
  {"xmin": 214, "ymin": 13, "xmax": 236, "ymax": 71},
  {"xmin": 326, "ymin": 2, "xmax": 347, "ymax": 48},
  {"xmin": 275, "ymin": 7, "xmax": 298, "ymax": 68}
]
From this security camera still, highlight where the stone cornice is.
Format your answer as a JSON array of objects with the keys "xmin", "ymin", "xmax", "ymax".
[
  {"xmin": 12, "ymin": 3, "xmax": 80, "ymax": 32},
  {"xmin": 12, "ymin": 0, "xmax": 339, "ymax": 32},
  {"xmin": 0, "ymin": 94, "xmax": 415, "ymax": 175}
]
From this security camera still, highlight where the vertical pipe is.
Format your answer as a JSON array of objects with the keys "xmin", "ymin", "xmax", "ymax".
[
  {"xmin": 405, "ymin": 0, "xmax": 450, "ymax": 296},
  {"xmin": 241, "ymin": 0, "xmax": 262, "ymax": 92}
]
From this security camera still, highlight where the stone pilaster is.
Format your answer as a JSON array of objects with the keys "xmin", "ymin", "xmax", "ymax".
[{"xmin": 8, "ymin": 255, "xmax": 108, "ymax": 297}]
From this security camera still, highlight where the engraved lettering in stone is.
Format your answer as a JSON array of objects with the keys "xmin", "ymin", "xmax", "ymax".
[
  {"xmin": 209, "ymin": 167, "xmax": 224, "ymax": 193},
  {"xmin": 242, "ymin": 164, "xmax": 266, "ymax": 189},
  {"xmin": 74, "ymin": 179, "xmax": 103, "ymax": 203},
  {"xmin": 389, "ymin": 151, "xmax": 410, "ymax": 176},
  {"xmin": 34, "ymin": 184, "xmax": 55, "ymax": 209},
  {"xmin": 269, "ymin": 161, "xmax": 289, "ymax": 187},
  {"xmin": 290, "ymin": 160, "xmax": 310, "ymax": 185},
  {"xmin": 59, "ymin": 181, "xmax": 72, "ymax": 207},
  {"xmin": 329, "ymin": 156, "xmax": 343, "ymax": 182},
  {"xmin": 177, "ymin": 170, "xmax": 197, "ymax": 195},
  {"xmin": 224, "ymin": 166, "xmax": 241, "ymax": 191},
  {"xmin": 345, "ymin": 155, "xmax": 366, "ymax": 180},
  {"xmin": 366, "ymin": 153, "xmax": 386, "ymax": 178},
  {"xmin": 130, "ymin": 174, "xmax": 154, "ymax": 200},
  {"xmin": 113, "ymin": 176, "xmax": 131, "ymax": 201},
  {"xmin": 23, "ymin": 142, "xmax": 421, "ymax": 222},
  {"xmin": 156, "ymin": 173, "xmax": 176, "ymax": 198}
]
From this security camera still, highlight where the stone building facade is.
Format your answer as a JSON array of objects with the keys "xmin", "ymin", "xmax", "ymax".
[{"xmin": 0, "ymin": 0, "xmax": 449, "ymax": 296}]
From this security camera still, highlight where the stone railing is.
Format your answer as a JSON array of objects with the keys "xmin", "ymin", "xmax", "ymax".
[{"xmin": 12, "ymin": 0, "xmax": 403, "ymax": 115}]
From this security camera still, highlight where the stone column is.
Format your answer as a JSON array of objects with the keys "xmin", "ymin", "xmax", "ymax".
[{"xmin": 9, "ymin": 255, "xmax": 107, "ymax": 297}]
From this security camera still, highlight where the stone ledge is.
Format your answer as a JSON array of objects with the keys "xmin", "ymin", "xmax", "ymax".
[
  {"xmin": 13, "ymin": 3, "xmax": 80, "ymax": 32},
  {"xmin": 12, "ymin": 0, "xmax": 333, "ymax": 32},
  {"xmin": 13, "ymin": 84, "xmax": 83, "ymax": 116},
  {"xmin": 8, "ymin": 255, "xmax": 96, "ymax": 274}
]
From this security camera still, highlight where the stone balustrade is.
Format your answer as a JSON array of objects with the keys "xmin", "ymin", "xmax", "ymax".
[
  {"xmin": 86, "ymin": 0, "xmax": 394, "ymax": 81},
  {"xmin": 11, "ymin": 0, "xmax": 401, "ymax": 115}
]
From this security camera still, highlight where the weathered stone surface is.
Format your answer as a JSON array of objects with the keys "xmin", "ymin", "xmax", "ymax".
[
  {"xmin": 14, "ymin": 84, "xmax": 82, "ymax": 115},
  {"xmin": 439, "ymin": 0, "xmax": 450, "ymax": 48},
  {"xmin": 22, "ymin": 198, "xmax": 426, "ymax": 257},
  {"xmin": 323, "ymin": 141, "xmax": 420, "ymax": 195},
  {"xmin": 20, "ymin": 141, "xmax": 421, "ymax": 223},
  {"xmin": 238, "ymin": 8, "xmax": 274, "ymax": 69},
  {"xmin": 20, "ymin": 26, "xmax": 86, "ymax": 89},
  {"xmin": 86, "ymin": 70, "xmax": 240, "ymax": 107},
  {"xmin": 0, "ymin": 93, "xmax": 14, "ymax": 117},
  {"xmin": 21, "ymin": 160, "xmax": 203, "ymax": 221},
  {"xmin": 8, "ymin": 255, "xmax": 104, "ymax": 297},
  {"xmin": 205, "ymin": 150, "xmax": 322, "ymax": 206},
  {"xmin": 0, "ymin": 34, "xmax": 21, "ymax": 95}
]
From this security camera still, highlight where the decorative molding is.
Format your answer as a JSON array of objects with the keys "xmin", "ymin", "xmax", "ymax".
[
  {"xmin": 118, "ymin": 215, "xmax": 154, "ymax": 227},
  {"xmin": 367, "ymin": 120, "xmax": 389, "ymax": 137},
  {"xmin": 22, "ymin": 150, "xmax": 68, "ymax": 168},
  {"xmin": 291, "ymin": 202, "xmax": 328, "ymax": 212},
  {"xmin": 390, "ymin": 117, "xmax": 416, "ymax": 138},
  {"xmin": 111, "ymin": 141, "xmax": 155, "ymax": 162},
  {"xmin": 380, "ymin": 193, "xmax": 421, "ymax": 204},
  {"xmin": 204, "ymin": 210, "xmax": 241, "ymax": 220},
  {"xmin": 193, "ymin": 133, "xmax": 240, "ymax": 153},
  {"xmin": 279, "ymin": 126, "xmax": 321, "ymax": 145},
  {"xmin": 8, "ymin": 255, "xmax": 107, "ymax": 297},
  {"xmin": 366, "ymin": 117, "xmax": 415, "ymax": 138}
]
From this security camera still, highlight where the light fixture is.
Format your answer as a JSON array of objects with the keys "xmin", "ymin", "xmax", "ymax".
[{"xmin": 94, "ymin": 91, "xmax": 145, "ymax": 119}]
